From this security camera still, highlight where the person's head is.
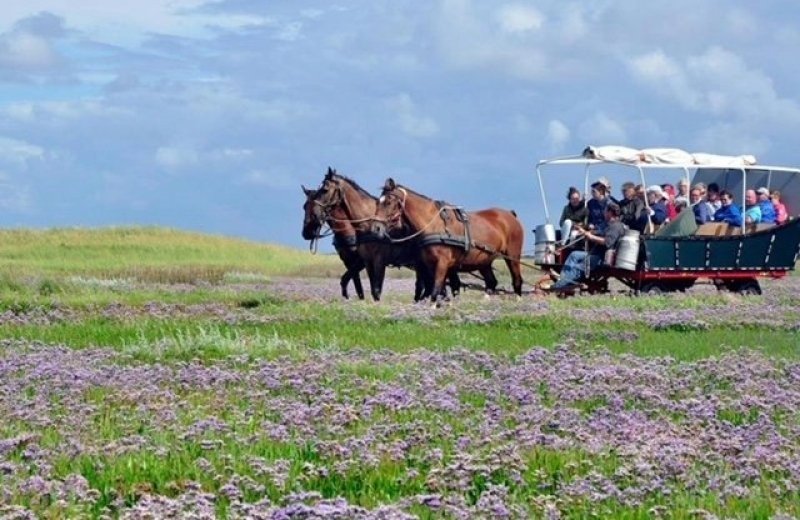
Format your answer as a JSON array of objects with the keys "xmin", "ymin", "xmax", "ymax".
[
  {"xmin": 707, "ymin": 182, "xmax": 720, "ymax": 201},
  {"xmin": 661, "ymin": 184, "xmax": 676, "ymax": 201},
  {"xmin": 567, "ymin": 186, "xmax": 582, "ymax": 206},
  {"xmin": 635, "ymin": 184, "xmax": 645, "ymax": 199},
  {"xmin": 604, "ymin": 201, "xmax": 620, "ymax": 221},
  {"xmin": 690, "ymin": 187, "xmax": 702, "ymax": 205},
  {"xmin": 693, "ymin": 182, "xmax": 707, "ymax": 197},
  {"xmin": 771, "ymin": 190, "xmax": 782, "ymax": 203},
  {"xmin": 677, "ymin": 179, "xmax": 690, "ymax": 195},
  {"xmin": 719, "ymin": 190, "xmax": 733, "ymax": 206},
  {"xmin": 745, "ymin": 189, "xmax": 757, "ymax": 206},
  {"xmin": 756, "ymin": 187, "xmax": 770, "ymax": 202},
  {"xmin": 591, "ymin": 181, "xmax": 607, "ymax": 200},
  {"xmin": 646, "ymin": 185, "xmax": 664, "ymax": 204},
  {"xmin": 621, "ymin": 181, "xmax": 636, "ymax": 200}
]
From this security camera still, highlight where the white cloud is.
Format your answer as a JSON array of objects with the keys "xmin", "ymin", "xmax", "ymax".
[
  {"xmin": 155, "ymin": 146, "xmax": 198, "ymax": 170},
  {"xmin": 496, "ymin": 4, "xmax": 544, "ymax": 34},
  {"xmin": 628, "ymin": 46, "xmax": 800, "ymax": 126},
  {"xmin": 0, "ymin": 31, "xmax": 58, "ymax": 70},
  {"xmin": 578, "ymin": 112, "xmax": 627, "ymax": 145},
  {"xmin": 386, "ymin": 94, "xmax": 439, "ymax": 138},
  {"xmin": 0, "ymin": 137, "xmax": 45, "ymax": 166},
  {"xmin": 240, "ymin": 169, "xmax": 296, "ymax": 190},
  {"xmin": 546, "ymin": 119, "xmax": 570, "ymax": 152}
]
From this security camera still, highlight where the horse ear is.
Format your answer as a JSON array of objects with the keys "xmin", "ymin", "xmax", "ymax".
[
  {"xmin": 326, "ymin": 167, "xmax": 335, "ymax": 179},
  {"xmin": 301, "ymin": 184, "xmax": 311, "ymax": 195},
  {"xmin": 385, "ymin": 178, "xmax": 396, "ymax": 190}
]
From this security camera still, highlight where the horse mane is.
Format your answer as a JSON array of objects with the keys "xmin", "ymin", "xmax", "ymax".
[
  {"xmin": 331, "ymin": 173, "xmax": 377, "ymax": 201},
  {"xmin": 395, "ymin": 184, "xmax": 448, "ymax": 206}
]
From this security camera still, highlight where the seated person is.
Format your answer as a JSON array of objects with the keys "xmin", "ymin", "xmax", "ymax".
[
  {"xmin": 744, "ymin": 189, "xmax": 762, "ymax": 224},
  {"xmin": 587, "ymin": 180, "xmax": 612, "ymax": 233},
  {"xmin": 690, "ymin": 186, "xmax": 711, "ymax": 224},
  {"xmin": 675, "ymin": 178, "xmax": 690, "ymax": 206},
  {"xmin": 619, "ymin": 181, "xmax": 646, "ymax": 232},
  {"xmin": 756, "ymin": 187, "xmax": 777, "ymax": 224},
  {"xmin": 559, "ymin": 186, "xmax": 588, "ymax": 227},
  {"xmin": 705, "ymin": 182, "xmax": 722, "ymax": 215},
  {"xmin": 643, "ymin": 185, "xmax": 668, "ymax": 231},
  {"xmin": 550, "ymin": 202, "xmax": 626, "ymax": 293},
  {"xmin": 713, "ymin": 190, "xmax": 743, "ymax": 227},
  {"xmin": 661, "ymin": 183, "xmax": 678, "ymax": 220},
  {"xmin": 771, "ymin": 190, "xmax": 788, "ymax": 224}
]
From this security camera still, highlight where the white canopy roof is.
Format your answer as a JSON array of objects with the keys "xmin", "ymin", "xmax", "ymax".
[{"xmin": 581, "ymin": 145, "xmax": 757, "ymax": 167}]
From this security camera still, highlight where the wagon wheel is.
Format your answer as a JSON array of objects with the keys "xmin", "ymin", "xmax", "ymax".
[
  {"xmin": 639, "ymin": 282, "xmax": 663, "ymax": 295},
  {"xmin": 736, "ymin": 279, "xmax": 762, "ymax": 296}
]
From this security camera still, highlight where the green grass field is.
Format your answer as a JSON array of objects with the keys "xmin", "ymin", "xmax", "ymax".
[{"xmin": 0, "ymin": 227, "xmax": 798, "ymax": 518}]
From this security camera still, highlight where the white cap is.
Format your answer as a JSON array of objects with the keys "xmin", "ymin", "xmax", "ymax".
[{"xmin": 646, "ymin": 185, "xmax": 664, "ymax": 196}]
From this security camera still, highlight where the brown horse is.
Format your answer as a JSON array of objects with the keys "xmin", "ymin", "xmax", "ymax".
[
  {"xmin": 302, "ymin": 186, "xmax": 365, "ymax": 299},
  {"xmin": 373, "ymin": 178, "xmax": 524, "ymax": 302},
  {"xmin": 304, "ymin": 168, "xmax": 459, "ymax": 301}
]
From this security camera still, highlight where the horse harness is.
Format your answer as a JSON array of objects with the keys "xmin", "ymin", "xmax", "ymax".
[{"xmin": 417, "ymin": 202, "xmax": 472, "ymax": 253}]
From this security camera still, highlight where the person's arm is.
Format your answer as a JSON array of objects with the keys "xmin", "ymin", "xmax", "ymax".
[
  {"xmin": 575, "ymin": 227, "xmax": 605, "ymax": 246},
  {"xmin": 559, "ymin": 205, "xmax": 568, "ymax": 227}
]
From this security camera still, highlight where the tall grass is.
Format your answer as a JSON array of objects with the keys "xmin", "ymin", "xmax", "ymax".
[{"xmin": 0, "ymin": 227, "xmax": 341, "ymax": 281}]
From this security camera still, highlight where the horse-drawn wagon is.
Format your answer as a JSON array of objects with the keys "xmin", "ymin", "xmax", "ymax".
[{"xmin": 533, "ymin": 146, "xmax": 800, "ymax": 295}]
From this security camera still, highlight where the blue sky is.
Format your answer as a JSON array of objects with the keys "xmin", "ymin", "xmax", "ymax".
[{"xmin": 1, "ymin": 1, "xmax": 799, "ymax": 249}]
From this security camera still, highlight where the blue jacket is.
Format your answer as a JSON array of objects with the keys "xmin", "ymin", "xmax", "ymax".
[
  {"xmin": 692, "ymin": 201, "xmax": 711, "ymax": 225},
  {"xmin": 587, "ymin": 197, "xmax": 610, "ymax": 232},
  {"xmin": 714, "ymin": 204, "xmax": 743, "ymax": 227},
  {"xmin": 650, "ymin": 200, "xmax": 668, "ymax": 225},
  {"xmin": 759, "ymin": 200, "xmax": 777, "ymax": 224}
]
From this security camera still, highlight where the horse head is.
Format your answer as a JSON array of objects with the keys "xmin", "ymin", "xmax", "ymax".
[
  {"xmin": 373, "ymin": 177, "xmax": 408, "ymax": 238},
  {"xmin": 301, "ymin": 185, "xmax": 324, "ymax": 240}
]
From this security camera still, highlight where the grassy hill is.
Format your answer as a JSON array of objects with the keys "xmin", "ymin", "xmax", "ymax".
[{"xmin": 0, "ymin": 227, "xmax": 342, "ymax": 282}]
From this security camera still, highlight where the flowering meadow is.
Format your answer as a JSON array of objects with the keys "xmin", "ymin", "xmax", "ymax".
[{"xmin": 1, "ymin": 265, "xmax": 799, "ymax": 518}]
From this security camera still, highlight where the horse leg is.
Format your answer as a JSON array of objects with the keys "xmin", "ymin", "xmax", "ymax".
[
  {"xmin": 448, "ymin": 271, "xmax": 461, "ymax": 297},
  {"xmin": 479, "ymin": 266, "xmax": 498, "ymax": 296},
  {"xmin": 340, "ymin": 270, "xmax": 351, "ymax": 299},
  {"xmin": 372, "ymin": 261, "xmax": 387, "ymax": 301},
  {"xmin": 352, "ymin": 267, "xmax": 365, "ymax": 300},
  {"xmin": 430, "ymin": 260, "xmax": 452, "ymax": 305},
  {"xmin": 505, "ymin": 257, "xmax": 523, "ymax": 296},
  {"xmin": 365, "ymin": 262, "xmax": 379, "ymax": 302}
]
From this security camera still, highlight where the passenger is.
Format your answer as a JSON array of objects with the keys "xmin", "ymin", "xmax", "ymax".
[
  {"xmin": 706, "ymin": 183, "xmax": 722, "ymax": 213},
  {"xmin": 619, "ymin": 181, "xmax": 646, "ymax": 233},
  {"xmin": 771, "ymin": 190, "xmax": 788, "ymax": 224},
  {"xmin": 690, "ymin": 186, "xmax": 711, "ymax": 224},
  {"xmin": 645, "ymin": 185, "xmax": 669, "ymax": 229},
  {"xmin": 675, "ymin": 199, "xmax": 688, "ymax": 214},
  {"xmin": 549, "ymin": 202, "xmax": 626, "ymax": 293},
  {"xmin": 661, "ymin": 184, "xmax": 678, "ymax": 220},
  {"xmin": 675, "ymin": 178, "xmax": 690, "ymax": 206},
  {"xmin": 714, "ymin": 190, "xmax": 743, "ymax": 227},
  {"xmin": 756, "ymin": 187, "xmax": 777, "ymax": 224},
  {"xmin": 559, "ymin": 186, "xmax": 588, "ymax": 227},
  {"xmin": 744, "ymin": 189, "xmax": 762, "ymax": 224},
  {"xmin": 587, "ymin": 180, "xmax": 612, "ymax": 232}
]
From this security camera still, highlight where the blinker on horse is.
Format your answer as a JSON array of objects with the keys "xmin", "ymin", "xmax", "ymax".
[{"xmin": 373, "ymin": 178, "xmax": 524, "ymax": 302}]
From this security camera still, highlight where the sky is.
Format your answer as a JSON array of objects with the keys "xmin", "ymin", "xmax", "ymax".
[{"xmin": 1, "ymin": 1, "xmax": 799, "ymax": 250}]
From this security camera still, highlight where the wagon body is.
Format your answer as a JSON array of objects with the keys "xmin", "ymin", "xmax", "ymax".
[{"xmin": 534, "ymin": 147, "xmax": 800, "ymax": 294}]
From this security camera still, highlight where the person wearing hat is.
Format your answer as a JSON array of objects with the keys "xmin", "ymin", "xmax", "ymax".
[
  {"xmin": 549, "ymin": 201, "xmax": 626, "ymax": 294},
  {"xmin": 645, "ymin": 185, "xmax": 668, "ymax": 229},
  {"xmin": 587, "ymin": 180, "xmax": 612, "ymax": 232},
  {"xmin": 619, "ymin": 181, "xmax": 646, "ymax": 232},
  {"xmin": 756, "ymin": 187, "xmax": 777, "ymax": 224}
]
